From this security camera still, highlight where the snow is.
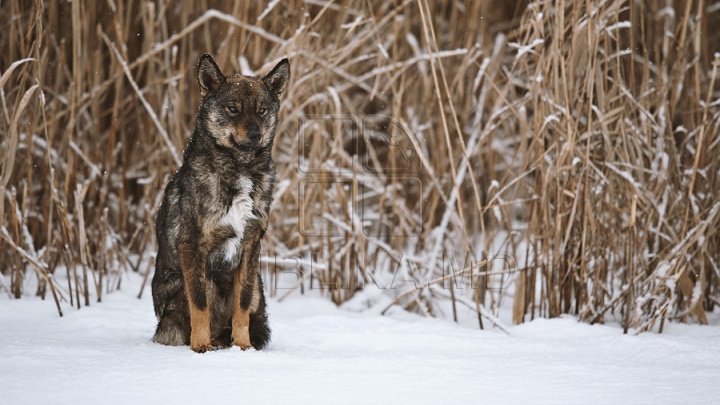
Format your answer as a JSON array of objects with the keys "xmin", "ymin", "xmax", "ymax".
[
  {"xmin": 510, "ymin": 38, "xmax": 545, "ymax": 60},
  {"xmin": 1, "ymin": 273, "xmax": 719, "ymax": 404},
  {"xmin": 256, "ymin": 0, "xmax": 280, "ymax": 22},
  {"xmin": 605, "ymin": 21, "xmax": 632, "ymax": 33}
]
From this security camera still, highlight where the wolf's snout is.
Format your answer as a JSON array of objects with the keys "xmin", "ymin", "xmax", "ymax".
[{"xmin": 247, "ymin": 126, "xmax": 261, "ymax": 142}]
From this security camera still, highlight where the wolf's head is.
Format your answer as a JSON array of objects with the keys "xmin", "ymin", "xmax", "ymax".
[{"xmin": 195, "ymin": 54, "xmax": 289, "ymax": 157}]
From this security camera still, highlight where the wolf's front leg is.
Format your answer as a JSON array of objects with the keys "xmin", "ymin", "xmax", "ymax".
[
  {"xmin": 179, "ymin": 242, "xmax": 213, "ymax": 353},
  {"xmin": 232, "ymin": 238, "xmax": 261, "ymax": 350},
  {"xmin": 231, "ymin": 289, "xmax": 251, "ymax": 350}
]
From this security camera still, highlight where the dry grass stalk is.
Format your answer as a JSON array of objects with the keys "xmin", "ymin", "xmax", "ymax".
[{"xmin": 0, "ymin": 1, "xmax": 718, "ymax": 331}]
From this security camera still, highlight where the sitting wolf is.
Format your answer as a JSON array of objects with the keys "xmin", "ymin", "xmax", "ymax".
[{"xmin": 151, "ymin": 54, "xmax": 289, "ymax": 352}]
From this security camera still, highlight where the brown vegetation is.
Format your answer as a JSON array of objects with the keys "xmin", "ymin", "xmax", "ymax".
[{"xmin": 1, "ymin": 0, "xmax": 719, "ymax": 332}]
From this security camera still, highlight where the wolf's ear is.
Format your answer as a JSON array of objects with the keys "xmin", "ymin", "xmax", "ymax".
[
  {"xmin": 263, "ymin": 58, "xmax": 290, "ymax": 96},
  {"xmin": 197, "ymin": 54, "xmax": 224, "ymax": 97}
]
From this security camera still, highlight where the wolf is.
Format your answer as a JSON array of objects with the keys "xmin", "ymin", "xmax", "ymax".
[{"xmin": 151, "ymin": 54, "xmax": 289, "ymax": 352}]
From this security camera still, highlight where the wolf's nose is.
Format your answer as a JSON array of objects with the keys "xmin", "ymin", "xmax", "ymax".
[
  {"xmin": 248, "ymin": 130, "xmax": 260, "ymax": 142},
  {"xmin": 247, "ymin": 125, "xmax": 261, "ymax": 142},
  {"xmin": 248, "ymin": 130, "xmax": 261, "ymax": 142}
]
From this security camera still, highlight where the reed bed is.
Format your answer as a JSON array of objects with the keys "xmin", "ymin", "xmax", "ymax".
[{"xmin": 1, "ymin": 0, "xmax": 718, "ymax": 332}]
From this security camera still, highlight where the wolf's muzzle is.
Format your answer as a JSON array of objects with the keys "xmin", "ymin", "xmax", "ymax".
[{"xmin": 247, "ymin": 124, "xmax": 261, "ymax": 143}]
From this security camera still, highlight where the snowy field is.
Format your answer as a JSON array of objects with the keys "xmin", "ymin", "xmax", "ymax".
[{"xmin": 1, "ymin": 272, "xmax": 719, "ymax": 405}]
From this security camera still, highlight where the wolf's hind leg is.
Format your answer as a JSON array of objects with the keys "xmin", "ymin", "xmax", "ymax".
[
  {"xmin": 152, "ymin": 297, "xmax": 190, "ymax": 346},
  {"xmin": 152, "ymin": 271, "xmax": 190, "ymax": 346}
]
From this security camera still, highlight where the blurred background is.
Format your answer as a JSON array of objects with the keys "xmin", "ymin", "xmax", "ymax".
[{"xmin": 1, "ymin": 0, "xmax": 719, "ymax": 332}]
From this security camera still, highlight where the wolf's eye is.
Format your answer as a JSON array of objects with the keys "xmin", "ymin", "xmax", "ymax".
[
  {"xmin": 257, "ymin": 106, "xmax": 267, "ymax": 116},
  {"xmin": 227, "ymin": 105, "xmax": 239, "ymax": 115}
]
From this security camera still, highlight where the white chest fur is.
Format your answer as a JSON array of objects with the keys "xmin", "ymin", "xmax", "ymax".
[{"xmin": 219, "ymin": 176, "xmax": 256, "ymax": 262}]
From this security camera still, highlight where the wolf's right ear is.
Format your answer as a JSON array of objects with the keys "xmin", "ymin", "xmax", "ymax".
[
  {"xmin": 197, "ymin": 54, "xmax": 224, "ymax": 97},
  {"xmin": 263, "ymin": 58, "xmax": 290, "ymax": 97}
]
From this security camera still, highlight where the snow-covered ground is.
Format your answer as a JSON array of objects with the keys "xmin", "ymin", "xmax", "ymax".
[{"xmin": 1, "ymin": 272, "xmax": 719, "ymax": 405}]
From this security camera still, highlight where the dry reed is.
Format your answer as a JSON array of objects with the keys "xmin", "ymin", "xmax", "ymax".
[{"xmin": 1, "ymin": 0, "xmax": 718, "ymax": 332}]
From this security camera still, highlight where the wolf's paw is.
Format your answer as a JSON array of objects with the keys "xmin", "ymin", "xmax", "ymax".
[
  {"xmin": 152, "ymin": 326, "xmax": 187, "ymax": 346},
  {"xmin": 235, "ymin": 342, "xmax": 254, "ymax": 351},
  {"xmin": 232, "ymin": 337, "xmax": 253, "ymax": 351},
  {"xmin": 191, "ymin": 343, "xmax": 217, "ymax": 353},
  {"xmin": 190, "ymin": 332, "xmax": 214, "ymax": 353}
]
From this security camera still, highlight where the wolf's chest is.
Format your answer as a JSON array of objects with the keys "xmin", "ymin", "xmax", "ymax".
[{"xmin": 218, "ymin": 177, "xmax": 256, "ymax": 262}]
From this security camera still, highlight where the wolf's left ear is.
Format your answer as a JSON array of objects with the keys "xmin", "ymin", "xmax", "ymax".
[
  {"xmin": 198, "ymin": 54, "xmax": 224, "ymax": 97},
  {"xmin": 263, "ymin": 58, "xmax": 290, "ymax": 96}
]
